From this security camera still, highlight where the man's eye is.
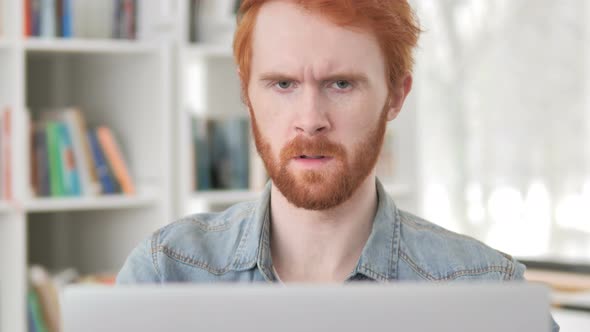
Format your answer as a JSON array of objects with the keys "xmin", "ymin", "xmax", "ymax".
[
  {"xmin": 276, "ymin": 81, "xmax": 293, "ymax": 89},
  {"xmin": 333, "ymin": 80, "xmax": 351, "ymax": 89}
]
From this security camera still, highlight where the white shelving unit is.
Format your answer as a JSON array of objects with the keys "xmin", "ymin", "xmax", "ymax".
[{"xmin": 0, "ymin": 1, "xmax": 174, "ymax": 331}]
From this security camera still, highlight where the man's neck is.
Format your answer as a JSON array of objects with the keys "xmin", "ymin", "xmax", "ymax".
[{"xmin": 269, "ymin": 175, "xmax": 378, "ymax": 283}]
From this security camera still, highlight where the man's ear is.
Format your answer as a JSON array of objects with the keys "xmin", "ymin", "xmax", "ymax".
[{"xmin": 386, "ymin": 74, "xmax": 413, "ymax": 121}]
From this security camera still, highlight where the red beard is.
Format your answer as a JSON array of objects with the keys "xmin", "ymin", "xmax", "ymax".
[{"xmin": 250, "ymin": 106, "xmax": 388, "ymax": 211}]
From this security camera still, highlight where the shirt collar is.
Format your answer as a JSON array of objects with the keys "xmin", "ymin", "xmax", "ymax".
[{"xmin": 231, "ymin": 178, "xmax": 402, "ymax": 282}]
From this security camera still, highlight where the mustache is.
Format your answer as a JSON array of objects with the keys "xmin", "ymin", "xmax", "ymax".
[{"xmin": 279, "ymin": 136, "xmax": 346, "ymax": 161}]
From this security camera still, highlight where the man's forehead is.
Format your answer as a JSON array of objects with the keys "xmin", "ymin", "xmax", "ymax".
[{"xmin": 251, "ymin": 1, "xmax": 384, "ymax": 77}]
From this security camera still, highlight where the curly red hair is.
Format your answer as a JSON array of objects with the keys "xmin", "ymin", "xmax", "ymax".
[{"xmin": 233, "ymin": 0, "xmax": 421, "ymax": 95}]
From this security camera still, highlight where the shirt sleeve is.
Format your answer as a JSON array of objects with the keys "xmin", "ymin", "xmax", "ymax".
[{"xmin": 116, "ymin": 235, "xmax": 161, "ymax": 284}]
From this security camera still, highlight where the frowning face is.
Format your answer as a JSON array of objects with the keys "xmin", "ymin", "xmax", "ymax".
[{"xmin": 246, "ymin": 1, "xmax": 399, "ymax": 210}]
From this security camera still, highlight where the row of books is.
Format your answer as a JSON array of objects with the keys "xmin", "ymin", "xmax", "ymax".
[
  {"xmin": 31, "ymin": 108, "xmax": 135, "ymax": 197},
  {"xmin": 27, "ymin": 264, "xmax": 115, "ymax": 332},
  {"xmin": 24, "ymin": 0, "xmax": 138, "ymax": 39},
  {"xmin": 191, "ymin": 117, "xmax": 250, "ymax": 190}
]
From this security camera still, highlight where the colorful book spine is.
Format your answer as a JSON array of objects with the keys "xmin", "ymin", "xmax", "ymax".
[
  {"xmin": 58, "ymin": 122, "xmax": 81, "ymax": 196},
  {"xmin": 193, "ymin": 118, "xmax": 211, "ymax": 190},
  {"xmin": 55, "ymin": 0, "xmax": 62, "ymax": 37},
  {"xmin": 96, "ymin": 126, "xmax": 135, "ymax": 195},
  {"xmin": 87, "ymin": 130, "xmax": 117, "ymax": 194},
  {"xmin": 46, "ymin": 122, "xmax": 65, "ymax": 196},
  {"xmin": 63, "ymin": 108, "xmax": 99, "ymax": 196},
  {"xmin": 32, "ymin": 0, "xmax": 42, "ymax": 36},
  {"xmin": 27, "ymin": 290, "xmax": 48, "ymax": 332},
  {"xmin": 40, "ymin": 0, "xmax": 56, "ymax": 37},
  {"xmin": 61, "ymin": 0, "xmax": 73, "ymax": 37},
  {"xmin": 24, "ymin": 0, "xmax": 33, "ymax": 36},
  {"xmin": 33, "ymin": 125, "xmax": 51, "ymax": 197}
]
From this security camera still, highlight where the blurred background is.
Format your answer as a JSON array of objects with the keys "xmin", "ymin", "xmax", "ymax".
[{"xmin": 0, "ymin": 0, "xmax": 589, "ymax": 331}]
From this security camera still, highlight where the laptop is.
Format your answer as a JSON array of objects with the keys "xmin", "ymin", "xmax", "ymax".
[{"xmin": 62, "ymin": 283, "xmax": 551, "ymax": 332}]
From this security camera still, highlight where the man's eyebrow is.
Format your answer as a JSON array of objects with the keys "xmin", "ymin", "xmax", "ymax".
[
  {"xmin": 258, "ymin": 72, "xmax": 298, "ymax": 82},
  {"xmin": 257, "ymin": 71, "xmax": 370, "ymax": 83}
]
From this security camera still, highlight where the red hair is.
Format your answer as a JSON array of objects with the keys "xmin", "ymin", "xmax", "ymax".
[{"xmin": 233, "ymin": 0, "xmax": 421, "ymax": 95}]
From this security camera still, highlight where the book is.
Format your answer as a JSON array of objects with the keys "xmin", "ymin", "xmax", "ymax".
[
  {"xmin": 29, "ymin": 265, "xmax": 61, "ymax": 332},
  {"xmin": 33, "ymin": 125, "xmax": 51, "ymax": 196},
  {"xmin": 61, "ymin": 0, "xmax": 73, "ymax": 37},
  {"xmin": 87, "ymin": 130, "xmax": 118, "ymax": 194},
  {"xmin": 62, "ymin": 108, "xmax": 100, "ymax": 196},
  {"xmin": 57, "ymin": 122, "xmax": 81, "ymax": 196},
  {"xmin": 212, "ymin": 118, "xmax": 250, "ymax": 189},
  {"xmin": 24, "ymin": 0, "xmax": 33, "ymax": 36},
  {"xmin": 113, "ymin": 0, "xmax": 137, "ymax": 39},
  {"xmin": 55, "ymin": 0, "xmax": 62, "ymax": 36},
  {"xmin": 40, "ymin": 0, "xmax": 56, "ymax": 37},
  {"xmin": 32, "ymin": 0, "xmax": 42, "ymax": 36},
  {"xmin": 192, "ymin": 117, "xmax": 211, "ymax": 190},
  {"xmin": 222, "ymin": 118, "xmax": 249, "ymax": 189},
  {"xmin": 96, "ymin": 126, "xmax": 135, "ymax": 195},
  {"xmin": 45, "ymin": 122, "xmax": 65, "ymax": 196},
  {"xmin": 193, "ymin": 117, "xmax": 250, "ymax": 191},
  {"xmin": 189, "ymin": 0, "xmax": 202, "ymax": 43},
  {"xmin": 27, "ymin": 289, "xmax": 49, "ymax": 332}
]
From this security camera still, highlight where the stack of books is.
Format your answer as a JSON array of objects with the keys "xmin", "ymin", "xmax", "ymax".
[
  {"xmin": 24, "ymin": 0, "xmax": 138, "ymax": 39},
  {"xmin": 27, "ymin": 264, "xmax": 115, "ymax": 332},
  {"xmin": 191, "ymin": 117, "xmax": 250, "ymax": 191},
  {"xmin": 31, "ymin": 108, "xmax": 135, "ymax": 197}
]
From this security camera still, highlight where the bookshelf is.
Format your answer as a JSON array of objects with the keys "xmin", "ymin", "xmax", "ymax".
[{"xmin": 0, "ymin": 1, "xmax": 174, "ymax": 331}]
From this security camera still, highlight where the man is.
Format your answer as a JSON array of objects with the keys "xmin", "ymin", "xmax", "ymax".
[{"xmin": 118, "ymin": 0, "xmax": 558, "ymax": 329}]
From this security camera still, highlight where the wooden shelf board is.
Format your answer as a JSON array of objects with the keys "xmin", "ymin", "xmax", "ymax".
[
  {"xmin": 192, "ymin": 190, "xmax": 261, "ymax": 205},
  {"xmin": 25, "ymin": 193, "xmax": 158, "ymax": 213},
  {"xmin": 24, "ymin": 38, "xmax": 160, "ymax": 54}
]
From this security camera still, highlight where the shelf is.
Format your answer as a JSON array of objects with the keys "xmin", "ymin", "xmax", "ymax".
[
  {"xmin": 25, "ymin": 193, "xmax": 158, "ymax": 213},
  {"xmin": 24, "ymin": 38, "xmax": 160, "ymax": 54},
  {"xmin": 183, "ymin": 44, "xmax": 233, "ymax": 58},
  {"xmin": 192, "ymin": 190, "xmax": 262, "ymax": 205}
]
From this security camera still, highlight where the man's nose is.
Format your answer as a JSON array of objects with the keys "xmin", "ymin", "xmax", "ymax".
[{"xmin": 293, "ymin": 88, "xmax": 331, "ymax": 136}]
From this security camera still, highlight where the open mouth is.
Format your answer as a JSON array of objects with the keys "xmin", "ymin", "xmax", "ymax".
[{"xmin": 297, "ymin": 155, "xmax": 327, "ymax": 160}]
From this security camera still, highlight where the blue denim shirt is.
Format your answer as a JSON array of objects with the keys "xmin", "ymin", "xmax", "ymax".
[{"xmin": 117, "ymin": 179, "xmax": 559, "ymax": 331}]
